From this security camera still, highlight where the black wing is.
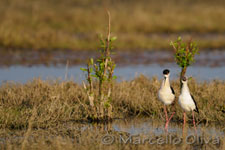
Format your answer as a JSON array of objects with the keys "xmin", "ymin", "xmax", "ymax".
[
  {"xmin": 191, "ymin": 95, "xmax": 199, "ymax": 113},
  {"xmin": 170, "ymin": 86, "xmax": 175, "ymax": 95}
]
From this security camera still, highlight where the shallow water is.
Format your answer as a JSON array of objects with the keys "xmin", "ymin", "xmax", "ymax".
[
  {"xmin": 110, "ymin": 118, "xmax": 224, "ymax": 137},
  {"xmin": 0, "ymin": 63, "xmax": 225, "ymax": 84},
  {"xmin": 0, "ymin": 118, "xmax": 223, "ymax": 142},
  {"xmin": 0, "ymin": 118, "xmax": 223, "ymax": 148},
  {"xmin": 0, "ymin": 50, "xmax": 225, "ymax": 83}
]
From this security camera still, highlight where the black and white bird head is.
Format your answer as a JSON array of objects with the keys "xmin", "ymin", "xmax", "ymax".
[
  {"xmin": 181, "ymin": 76, "xmax": 188, "ymax": 84},
  {"xmin": 163, "ymin": 69, "xmax": 170, "ymax": 79}
]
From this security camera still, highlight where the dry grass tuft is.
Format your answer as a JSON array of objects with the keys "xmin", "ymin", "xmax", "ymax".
[{"xmin": 0, "ymin": 76, "xmax": 224, "ymax": 129}]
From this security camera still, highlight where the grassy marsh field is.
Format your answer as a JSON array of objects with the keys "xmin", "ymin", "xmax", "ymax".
[
  {"xmin": 0, "ymin": 75, "xmax": 224, "ymax": 129},
  {"xmin": 0, "ymin": 0, "xmax": 225, "ymax": 50},
  {"xmin": 0, "ymin": 1, "xmax": 225, "ymax": 149},
  {"xmin": 0, "ymin": 76, "xmax": 224, "ymax": 149}
]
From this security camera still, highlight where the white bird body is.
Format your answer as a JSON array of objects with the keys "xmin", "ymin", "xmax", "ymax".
[
  {"xmin": 179, "ymin": 77, "xmax": 199, "ymax": 133},
  {"xmin": 158, "ymin": 69, "xmax": 176, "ymax": 132},
  {"xmin": 178, "ymin": 80, "xmax": 199, "ymax": 113},
  {"xmin": 158, "ymin": 76, "xmax": 175, "ymax": 105}
]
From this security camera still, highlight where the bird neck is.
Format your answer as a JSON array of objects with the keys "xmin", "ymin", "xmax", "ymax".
[
  {"xmin": 162, "ymin": 77, "xmax": 170, "ymax": 88},
  {"xmin": 181, "ymin": 83, "xmax": 189, "ymax": 93}
]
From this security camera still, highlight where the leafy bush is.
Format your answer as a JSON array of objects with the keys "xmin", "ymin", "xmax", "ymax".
[
  {"xmin": 80, "ymin": 11, "xmax": 117, "ymax": 120},
  {"xmin": 171, "ymin": 37, "xmax": 199, "ymax": 84}
]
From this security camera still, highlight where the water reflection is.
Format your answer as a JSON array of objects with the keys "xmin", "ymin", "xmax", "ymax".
[{"xmin": 62, "ymin": 118, "xmax": 224, "ymax": 137}]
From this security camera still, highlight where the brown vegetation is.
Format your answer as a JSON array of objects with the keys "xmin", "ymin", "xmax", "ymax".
[
  {"xmin": 0, "ymin": 76, "xmax": 224, "ymax": 130},
  {"xmin": 0, "ymin": 126, "xmax": 224, "ymax": 150},
  {"xmin": 0, "ymin": 0, "xmax": 225, "ymax": 50}
]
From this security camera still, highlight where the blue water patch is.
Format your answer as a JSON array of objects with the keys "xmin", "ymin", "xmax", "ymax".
[{"xmin": 0, "ymin": 63, "xmax": 224, "ymax": 84}]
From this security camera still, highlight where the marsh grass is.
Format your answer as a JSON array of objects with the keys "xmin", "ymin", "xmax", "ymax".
[
  {"xmin": 1, "ymin": 0, "xmax": 225, "ymax": 50},
  {"xmin": 0, "ymin": 122, "xmax": 223, "ymax": 150},
  {"xmin": 0, "ymin": 76, "xmax": 224, "ymax": 149},
  {"xmin": 0, "ymin": 75, "xmax": 224, "ymax": 130}
]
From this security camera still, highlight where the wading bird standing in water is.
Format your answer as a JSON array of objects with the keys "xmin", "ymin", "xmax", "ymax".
[
  {"xmin": 158, "ymin": 69, "xmax": 175, "ymax": 132},
  {"xmin": 178, "ymin": 76, "xmax": 199, "ymax": 134}
]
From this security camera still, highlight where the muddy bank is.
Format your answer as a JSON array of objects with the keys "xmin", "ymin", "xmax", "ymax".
[{"xmin": 0, "ymin": 49, "xmax": 225, "ymax": 67}]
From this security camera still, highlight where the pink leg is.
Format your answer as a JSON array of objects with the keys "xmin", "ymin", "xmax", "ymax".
[
  {"xmin": 192, "ymin": 111, "xmax": 197, "ymax": 134},
  {"xmin": 165, "ymin": 111, "xmax": 175, "ymax": 132},
  {"xmin": 164, "ymin": 105, "xmax": 168, "ymax": 122},
  {"xmin": 168, "ymin": 112, "xmax": 175, "ymax": 123},
  {"xmin": 183, "ymin": 112, "xmax": 186, "ymax": 135},
  {"xmin": 164, "ymin": 105, "xmax": 168, "ymax": 131}
]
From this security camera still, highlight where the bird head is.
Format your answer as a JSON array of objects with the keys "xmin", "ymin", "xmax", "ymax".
[
  {"xmin": 181, "ymin": 76, "xmax": 188, "ymax": 84},
  {"xmin": 163, "ymin": 69, "xmax": 170, "ymax": 79}
]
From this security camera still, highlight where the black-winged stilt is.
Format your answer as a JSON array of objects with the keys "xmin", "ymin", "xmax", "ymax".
[
  {"xmin": 158, "ymin": 69, "xmax": 175, "ymax": 131},
  {"xmin": 178, "ymin": 76, "xmax": 199, "ymax": 133}
]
